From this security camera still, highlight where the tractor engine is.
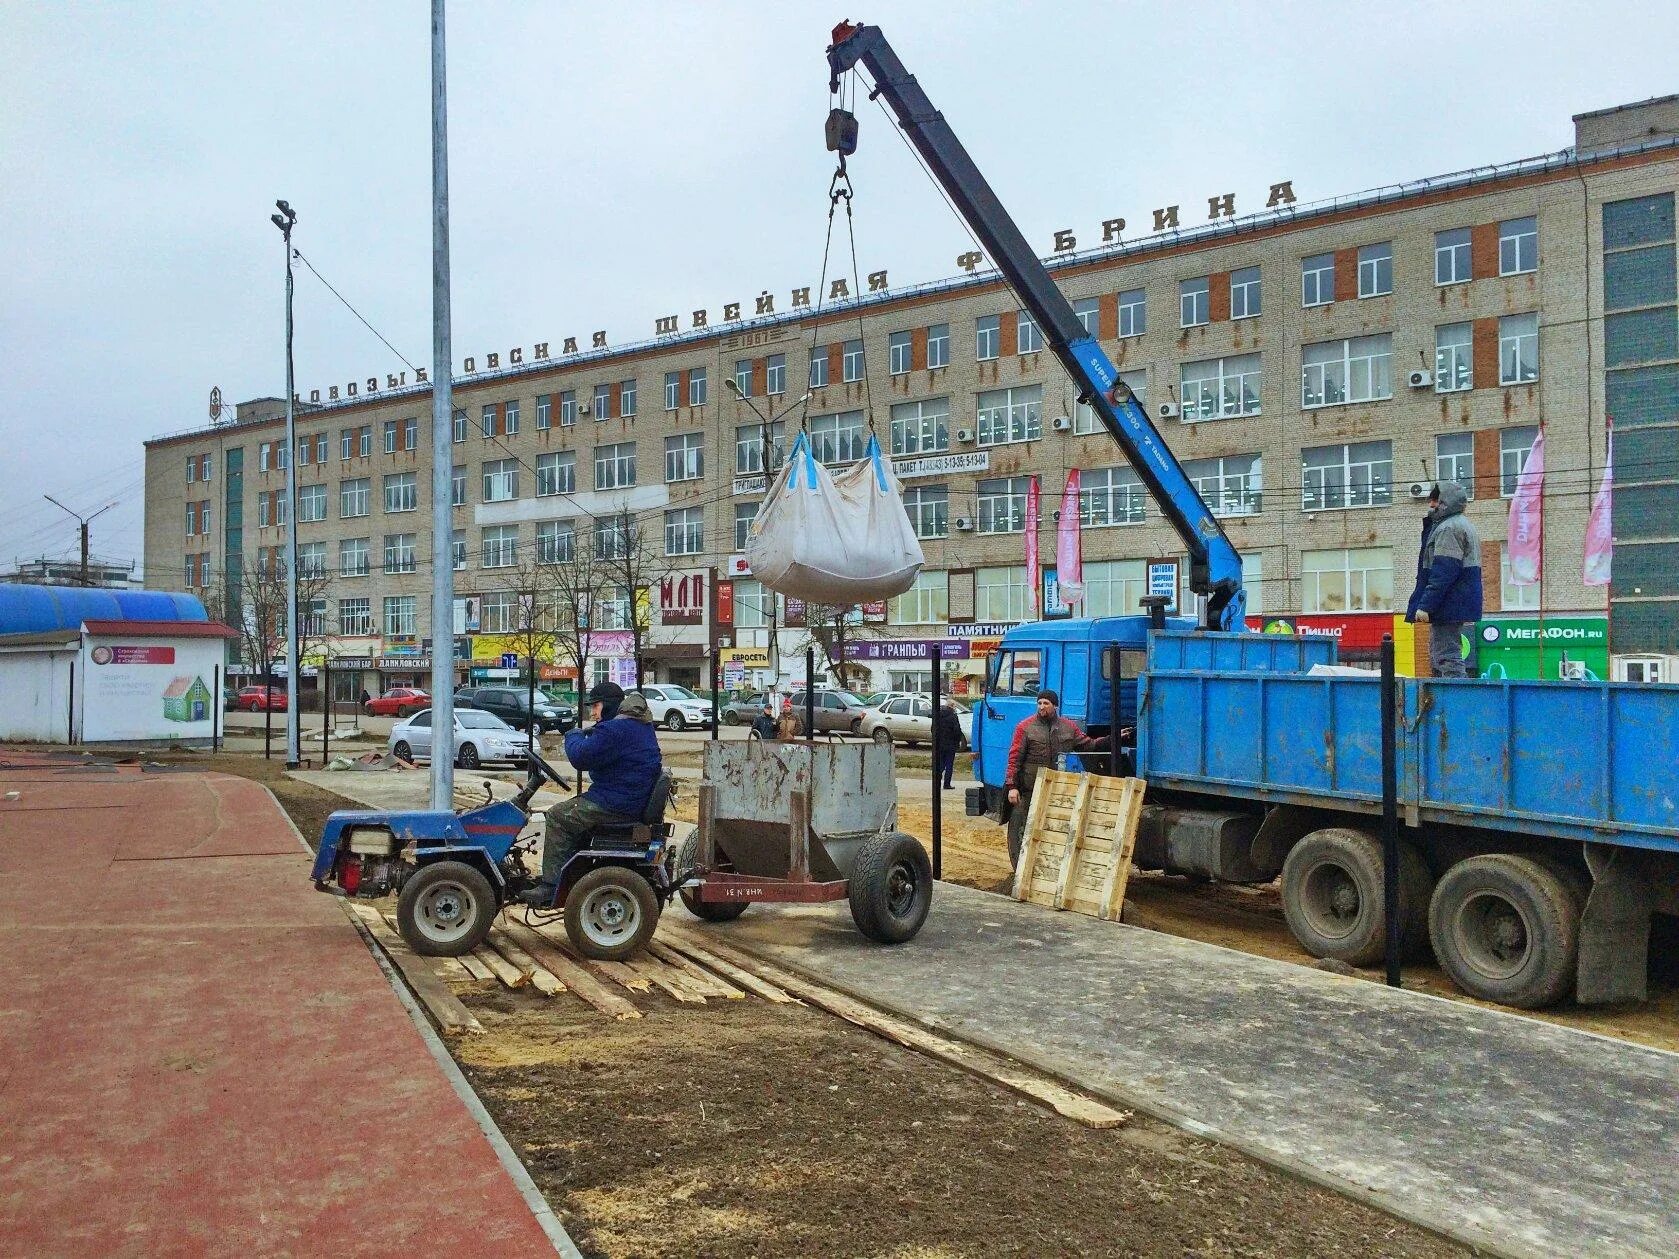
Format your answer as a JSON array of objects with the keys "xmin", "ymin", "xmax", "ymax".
[{"xmin": 334, "ymin": 827, "xmax": 412, "ymax": 898}]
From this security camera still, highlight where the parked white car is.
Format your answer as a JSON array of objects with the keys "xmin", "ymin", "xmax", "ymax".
[
  {"xmin": 389, "ymin": 707, "xmax": 532, "ymax": 769},
  {"xmin": 636, "ymin": 684, "xmax": 715, "ymax": 731},
  {"xmin": 858, "ymin": 694, "xmax": 935, "ymax": 746}
]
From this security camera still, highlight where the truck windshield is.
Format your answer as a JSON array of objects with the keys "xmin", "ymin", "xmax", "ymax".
[{"xmin": 989, "ymin": 648, "xmax": 1042, "ymax": 697}]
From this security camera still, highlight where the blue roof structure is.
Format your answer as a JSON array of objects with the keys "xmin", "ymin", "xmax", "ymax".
[{"xmin": 0, "ymin": 584, "xmax": 209, "ymax": 636}]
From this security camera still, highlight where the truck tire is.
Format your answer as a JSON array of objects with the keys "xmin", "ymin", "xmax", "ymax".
[
  {"xmin": 849, "ymin": 831, "xmax": 933, "ymax": 944},
  {"xmin": 674, "ymin": 831, "xmax": 748, "ymax": 922},
  {"xmin": 1428, "ymin": 854, "xmax": 1581, "ymax": 1009},
  {"xmin": 397, "ymin": 860, "xmax": 498, "ymax": 957},
  {"xmin": 564, "ymin": 866, "xmax": 659, "ymax": 961},
  {"xmin": 1280, "ymin": 827, "xmax": 1429, "ymax": 967}
]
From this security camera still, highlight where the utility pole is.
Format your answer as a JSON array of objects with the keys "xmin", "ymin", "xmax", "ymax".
[
  {"xmin": 43, "ymin": 496, "xmax": 117, "ymax": 586},
  {"xmin": 428, "ymin": 0, "xmax": 457, "ymax": 811},
  {"xmin": 270, "ymin": 199, "xmax": 301, "ymax": 768}
]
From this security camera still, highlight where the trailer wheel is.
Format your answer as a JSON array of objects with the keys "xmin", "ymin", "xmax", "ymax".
[
  {"xmin": 1280, "ymin": 827, "xmax": 1429, "ymax": 966},
  {"xmin": 396, "ymin": 860, "xmax": 498, "ymax": 957},
  {"xmin": 674, "ymin": 831, "xmax": 748, "ymax": 922},
  {"xmin": 565, "ymin": 866, "xmax": 659, "ymax": 961},
  {"xmin": 1429, "ymin": 854, "xmax": 1580, "ymax": 1009},
  {"xmin": 849, "ymin": 831, "xmax": 933, "ymax": 944}
]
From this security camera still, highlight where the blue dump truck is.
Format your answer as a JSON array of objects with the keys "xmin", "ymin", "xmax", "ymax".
[{"xmin": 968, "ymin": 619, "xmax": 1679, "ymax": 1010}]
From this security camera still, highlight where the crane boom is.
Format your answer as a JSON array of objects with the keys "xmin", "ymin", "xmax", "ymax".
[{"xmin": 827, "ymin": 21, "xmax": 1246, "ymax": 631}]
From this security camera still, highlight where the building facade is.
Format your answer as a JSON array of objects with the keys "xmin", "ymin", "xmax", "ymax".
[{"xmin": 144, "ymin": 99, "xmax": 1679, "ymax": 699}]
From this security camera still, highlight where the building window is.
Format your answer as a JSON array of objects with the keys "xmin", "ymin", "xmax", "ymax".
[
  {"xmin": 665, "ymin": 372, "xmax": 681, "ymax": 410},
  {"xmin": 594, "ymin": 442, "xmax": 637, "ymax": 490},
  {"xmin": 1181, "ymin": 354, "xmax": 1261, "ymax": 421},
  {"xmin": 1500, "ymin": 216, "xmax": 1538, "ymax": 276},
  {"xmin": 733, "ymin": 502, "xmax": 759, "ymax": 550},
  {"xmin": 536, "ymin": 519, "xmax": 574, "ymax": 565},
  {"xmin": 1435, "ymin": 323, "xmax": 1473, "ymax": 392},
  {"xmin": 841, "ymin": 339, "xmax": 865, "ymax": 382},
  {"xmin": 383, "ymin": 533, "xmax": 417, "ymax": 574},
  {"xmin": 1301, "ymin": 253, "xmax": 1334, "ymax": 307},
  {"xmin": 1079, "ymin": 466, "xmax": 1146, "ymax": 526},
  {"xmin": 536, "ymin": 451, "xmax": 576, "ymax": 497},
  {"xmin": 481, "ymin": 405, "xmax": 496, "ymax": 438},
  {"xmin": 452, "ymin": 465, "xmax": 466, "ymax": 507},
  {"xmin": 1500, "ymin": 547, "xmax": 1541, "ymax": 610},
  {"xmin": 452, "ymin": 530, "xmax": 466, "ymax": 570},
  {"xmin": 890, "ymin": 397, "xmax": 950, "ymax": 456},
  {"xmin": 976, "ymin": 314, "xmax": 1000, "ymax": 361},
  {"xmin": 1435, "ymin": 433, "xmax": 1474, "ymax": 498},
  {"xmin": 1358, "ymin": 242, "xmax": 1393, "ymax": 297},
  {"xmin": 259, "ymin": 442, "xmax": 272, "ymax": 473},
  {"xmin": 1179, "ymin": 276, "xmax": 1209, "ymax": 327},
  {"xmin": 358, "ymin": 426, "xmax": 373, "ymax": 458},
  {"xmin": 665, "ymin": 432, "xmax": 704, "ymax": 482},
  {"xmin": 536, "ymin": 394, "xmax": 552, "ymax": 430},
  {"xmin": 809, "ymin": 345, "xmax": 829, "ymax": 388},
  {"xmin": 383, "ymin": 472, "xmax": 417, "ymax": 513},
  {"xmin": 298, "ymin": 483, "xmax": 327, "ymax": 523},
  {"xmin": 452, "ymin": 411, "xmax": 466, "ymax": 443},
  {"xmin": 889, "ymin": 331, "xmax": 912, "ymax": 375},
  {"xmin": 482, "ymin": 525, "xmax": 518, "ymax": 568},
  {"xmin": 1017, "ymin": 310, "xmax": 1043, "ymax": 353},
  {"xmin": 1302, "ymin": 441, "xmax": 1394, "ymax": 511},
  {"xmin": 1302, "ymin": 547, "xmax": 1394, "ymax": 613},
  {"xmin": 338, "ymin": 597, "xmax": 372, "ymax": 637},
  {"xmin": 482, "ymin": 459, "xmax": 519, "ymax": 502},
  {"xmin": 733, "ymin": 579, "xmax": 769, "ymax": 629},
  {"xmin": 975, "ymin": 566, "xmax": 1030, "ymax": 622},
  {"xmin": 1073, "ymin": 298, "xmax": 1099, "ymax": 336},
  {"xmin": 338, "ymin": 431, "xmax": 353, "ymax": 461},
  {"xmin": 1499, "ymin": 426, "xmax": 1539, "ymax": 498},
  {"xmin": 1074, "ymin": 371, "xmax": 1145, "ymax": 433},
  {"xmin": 559, "ymin": 390, "xmax": 577, "ymax": 426},
  {"xmin": 976, "ymin": 384, "xmax": 1043, "ymax": 446},
  {"xmin": 1184, "ymin": 453, "xmax": 1262, "ymax": 516},
  {"xmin": 339, "ymin": 538, "xmax": 369, "ymax": 578},
  {"xmin": 902, "ymin": 484, "xmax": 948, "ymax": 539},
  {"xmin": 185, "ymin": 502, "xmax": 197, "ymax": 535},
  {"xmin": 316, "ymin": 433, "xmax": 329, "ymax": 463},
  {"xmin": 1301, "ymin": 334, "xmax": 1393, "ymax": 408},
  {"xmin": 186, "ymin": 457, "xmax": 198, "ymax": 484},
  {"xmin": 481, "ymin": 591, "xmax": 519, "ymax": 635},
  {"xmin": 1500, "ymin": 313, "xmax": 1540, "ymax": 383},
  {"xmin": 593, "ymin": 383, "xmax": 611, "ymax": 420},
  {"xmin": 766, "ymin": 354, "xmax": 786, "ymax": 395},
  {"xmin": 735, "ymin": 421, "xmax": 784, "ymax": 475},
  {"xmin": 592, "ymin": 518, "xmax": 630, "ymax": 562},
  {"xmin": 1117, "ymin": 288, "xmax": 1146, "ymax": 337},
  {"xmin": 1230, "ymin": 266, "xmax": 1261, "ymax": 319},
  {"xmin": 384, "ymin": 421, "xmax": 398, "ymax": 454},
  {"xmin": 199, "ymin": 502, "xmax": 211, "ymax": 535},
  {"xmin": 809, "ymin": 410, "xmax": 865, "ymax": 465},
  {"xmin": 734, "ymin": 359, "xmax": 753, "ymax": 398},
  {"xmin": 1436, "ymin": 227, "xmax": 1472, "ymax": 285},
  {"xmin": 620, "ymin": 378, "xmax": 636, "ymax": 417},
  {"xmin": 297, "ymin": 437, "xmax": 310, "ymax": 466},
  {"xmin": 890, "ymin": 571, "xmax": 948, "ymax": 625},
  {"xmin": 664, "ymin": 507, "xmax": 704, "ymax": 556},
  {"xmin": 383, "ymin": 596, "xmax": 417, "ymax": 637},
  {"xmin": 297, "ymin": 541, "xmax": 326, "ymax": 577},
  {"xmin": 503, "ymin": 401, "xmax": 520, "ymax": 435},
  {"xmin": 927, "ymin": 323, "xmax": 950, "ymax": 368},
  {"xmin": 401, "ymin": 418, "xmax": 416, "ymax": 450},
  {"xmin": 1078, "ymin": 560, "xmax": 1147, "ymax": 618},
  {"xmin": 688, "ymin": 367, "xmax": 708, "ymax": 407},
  {"xmin": 976, "ymin": 477, "xmax": 1032, "ymax": 533}
]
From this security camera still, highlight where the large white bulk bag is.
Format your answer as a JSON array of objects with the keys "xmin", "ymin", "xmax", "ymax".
[{"xmin": 744, "ymin": 430, "xmax": 924, "ymax": 606}]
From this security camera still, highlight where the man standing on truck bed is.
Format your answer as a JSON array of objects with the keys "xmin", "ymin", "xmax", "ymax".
[
  {"xmin": 1405, "ymin": 481, "xmax": 1483, "ymax": 679},
  {"xmin": 1003, "ymin": 690, "xmax": 1108, "ymax": 867}
]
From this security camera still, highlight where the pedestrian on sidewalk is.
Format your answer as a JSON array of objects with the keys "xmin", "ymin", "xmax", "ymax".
[
  {"xmin": 1003, "ymin": 691, "xmax": 1108, "ymax": 868},
  {"xmin": 935, "ymin": 697, "xmax": 963, "ymax": 790},
  {"xmin": 750, "ymin": 701, "xmax": 778, "ymax": 742},
  {"xmin": 1405, "ymin": 481, "xmax": 1483, "ymax": 679}
]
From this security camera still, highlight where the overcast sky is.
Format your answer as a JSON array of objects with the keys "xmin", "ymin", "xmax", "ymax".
[{"xmin": 3, "ymin": 0, "xmax": 1676, "ymax": 578}]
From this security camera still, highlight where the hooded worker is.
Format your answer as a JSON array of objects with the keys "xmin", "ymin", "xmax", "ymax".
[
  {"xmin": 523, "ymin": 681, "xmax": 663, "ymax": 906},
  {"xmin": 1002, "ymin": 690, "xmax": 1107, "ymax": 868},
  {"xmin": 1405, "ymin": 481, "xmax": 1483, "ymax": 679}
]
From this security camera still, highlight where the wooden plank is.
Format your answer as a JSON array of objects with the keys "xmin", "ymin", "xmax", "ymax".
[
  {"xmin": 487, "ymin": 927, "xmax": 566, "ymax": 997},
  {"xmin": 457, "ymin": 951, "xmax": 496, "ymax": 982},
  {"xmin": 655, "ymin": 929, "xmax": 801, "ymax": 1004},
  {"xmin": 375, "ymin": 912, "xmax": 473, "ymax": 982},
  {"xmin": 1098, "ymin": 778, "xmax": 1146, "ymax": 922},
  {"xmin": 1052, "ymin": 774, "xmax": 1094, "ymax": 910},
  {"xmin": 472, "ymin": 945, "xmax": 528, "ymax": 989},
  {"xmin": 517, "ymin": 911, "xmax": 654, "ymax": 992},
  {"xmin": 625, "ymin": 956, "xmax": 707, "ymax": 1004},
  {"xmin": 647, "ymin": 939, "xmax": 745, "ymax": 1000},
  {"xmin": 498, "ymin": 918, "xmax": 642, "ymax": 1020},
  {"xmin": 1010, "ymin": 779, "xmax": 1054, "ymax": 902},
  {"xmin": 343, "ymin": 901, "xmax": 483, "ymax": 1036}
]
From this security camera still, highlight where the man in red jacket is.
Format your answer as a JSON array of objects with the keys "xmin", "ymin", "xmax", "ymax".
[{"xmin": 1003, "ymin": 689, "xmax": 1107, "ymax": 868}]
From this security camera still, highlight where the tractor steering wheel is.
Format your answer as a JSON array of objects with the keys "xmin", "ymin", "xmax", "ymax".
[{"xmin": 526, "ymin": 747, "xmax": 571, "ymax": 790}]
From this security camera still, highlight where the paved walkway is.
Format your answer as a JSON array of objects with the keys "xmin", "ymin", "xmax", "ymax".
[
  {"xmin": 0, "ymin": 752, "xmax": 563, "ymax": 1257},
  {"xmin": 696, "ymin": 883, "xmax": 1679, "ymax": 1259}
]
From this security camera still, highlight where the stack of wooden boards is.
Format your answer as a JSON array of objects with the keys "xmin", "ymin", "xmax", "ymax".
[{"xmin": 1011, "ymin": 770, "xmax": 1146, "ymax": 922}]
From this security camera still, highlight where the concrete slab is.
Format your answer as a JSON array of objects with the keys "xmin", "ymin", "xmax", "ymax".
[{"xmin": 695, "ymin": 883, "xmax": 1679, "ymax": 1259}]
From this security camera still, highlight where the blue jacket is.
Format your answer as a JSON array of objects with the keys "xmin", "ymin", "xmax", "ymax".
[
  {"xmin": 563, "ymin": 714, "xmax": 662, "ymax": 817},
  {"xmin": 1405, "ymin": 481, "xmax": 1484, "ymax": 625}
]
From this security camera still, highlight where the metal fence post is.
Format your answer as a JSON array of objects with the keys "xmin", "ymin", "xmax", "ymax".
[
  {"xmin": 805, "ymin": 646, "xmax": 816, "ymax": 743},
  {"xmin": 321, "ymin": 660, "xmax": 331, "ymax": 765},
  {"xmin": 928, "ymin": 641, "xmax": 942, "ymax": 880},
  {"xmin": 1380, "ymin": 634, "xmax": 1402, "ymax": 988},
  {"xmin": 211, "ymin": 664, "xmax": 220, "ymax": 753}
]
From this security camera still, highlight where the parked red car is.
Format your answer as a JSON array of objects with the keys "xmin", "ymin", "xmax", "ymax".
[
  {"xmin": 235, "ymin": 686, "xmax": 288, "ymax": 712},
  {"xmin": 365, "ymin": 687, "xmax": 430, "ymax": 718}
]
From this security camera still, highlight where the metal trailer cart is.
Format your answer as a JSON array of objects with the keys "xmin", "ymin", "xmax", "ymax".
[{"xmin": 676, "ymin": 740, "xmax": 933, "ymax": 943}]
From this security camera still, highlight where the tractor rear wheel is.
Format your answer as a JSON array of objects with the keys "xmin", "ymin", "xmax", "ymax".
[{"xmin": 565, "ymin": 866, "xmax": 659, "ymax": 961}]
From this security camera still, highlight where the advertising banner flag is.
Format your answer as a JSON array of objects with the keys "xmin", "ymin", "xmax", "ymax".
[
  {"xmin": 1056, "ymin": 471, "xmax": 1083, "ymax": 607},
  {"xmin": 1583, "ymin": 427, "xmax": 1613, "ymax": 587},
  {"xmin": 1024, "ymin": 475, "xmax": 1041, "ymax": 619},
  {"xmin": 1505, "ymin": 426, "xmax": 1545, "ymax": 585}
]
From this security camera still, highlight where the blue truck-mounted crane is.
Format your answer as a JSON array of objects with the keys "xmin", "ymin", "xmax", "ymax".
[{"xmin": 826, "ymin": 21, "xmax": 1679, "ymax": 1011}]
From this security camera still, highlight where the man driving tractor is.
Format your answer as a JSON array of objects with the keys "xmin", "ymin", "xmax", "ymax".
[{"xmin": 522, "ymin": 681, "xmax": 663, "ymax": 907}]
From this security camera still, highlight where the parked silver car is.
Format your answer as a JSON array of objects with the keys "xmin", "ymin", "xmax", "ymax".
[
  {"xmin": 389, "ymin": 707, "xmax": 532, "ymax": 769},
  {"xmin": 858, "ymin": 694, "xmax": 936, "ymax": 746}
]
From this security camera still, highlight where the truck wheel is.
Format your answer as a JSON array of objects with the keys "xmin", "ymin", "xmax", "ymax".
[
  {"xmin": 674, "ymin": 831, "xmax": 748, "ymax": 922},
  {"xmin": 849, "ymin": 831, "xmax": 933, "ymax": 944},
  {"xmin": 397, "ymin": 860, "xmax": 498, "ymax": 957},
  {"xmin": 1280, "ymin": 827, "xmax": 1429, "ymax": 967},
  {"xmin": 565, "ymin": 866, "xmax": 659, "ymax": 961},
  {"xmin": 1429, "ymin": 854, "xmax": 1581, "ymax": 1009}
]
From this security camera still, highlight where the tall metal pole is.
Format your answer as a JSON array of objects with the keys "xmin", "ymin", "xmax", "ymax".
[
  {"xmin": 928, "ymin": 641, "xmax": 942, "ymax": 880},
  {"xmin": 272, "ymin": 203, "xmax": 301, "ymax": 768},
  {"xmin": 427, "ymin": 0, "xmax": 457, "ymax": 810}
]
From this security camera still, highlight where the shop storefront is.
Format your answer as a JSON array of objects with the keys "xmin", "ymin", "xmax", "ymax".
[
  {"xmin": 1476, "ymin": 616, "xmax": 1609, "ymax": 680},
  {"xmin": 375, "ymin": 654, "xmax": 430, "ymax": 689}
]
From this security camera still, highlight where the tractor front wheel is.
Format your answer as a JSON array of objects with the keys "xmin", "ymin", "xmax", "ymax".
[{"xmin": 565, "ymin": 866, "xmax": 659, "ymax": 961}]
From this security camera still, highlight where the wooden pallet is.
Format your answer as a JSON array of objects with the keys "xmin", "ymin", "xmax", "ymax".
[{"xmin": 1011, "ymin": 770, "xmax": 1145, "ymax": 922}]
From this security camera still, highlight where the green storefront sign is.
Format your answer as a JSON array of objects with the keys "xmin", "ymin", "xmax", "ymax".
[{"xmin": 1476, "ymin": 616, "xmax": 1609, "ymax": 680}]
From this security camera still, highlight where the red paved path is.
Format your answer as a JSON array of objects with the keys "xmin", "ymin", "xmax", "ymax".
[{"xmin": 0, "ymin": 753, "xmax": 555, "ymax": 1257}]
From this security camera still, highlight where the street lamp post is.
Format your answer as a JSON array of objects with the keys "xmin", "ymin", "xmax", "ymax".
[
  {"xmin": 42, "ymin": 496, "xmax": 118, "ymax": 586},
  {"xmin": 270, "ymin": 199, "xmax": 300, "ymax": 767}
]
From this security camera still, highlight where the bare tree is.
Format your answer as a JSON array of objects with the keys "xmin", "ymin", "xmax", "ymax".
[
  {"xmin": 593, "ymin": 509, "xmax": 680, "ymax": 686},
  {"xmin": 543, "ymin": 521, "xmax": 613, "ymax": 701},
  {"xmin": 496, "ymin": 557, "xmax": 566, "ymax": 712},
  {"xmin": 804, "ymin": 602, "xmax": 889, "ymax": 689},
  {"xmin": 212, "ymin": 550, "xmax": 330, "ymax": 687}
]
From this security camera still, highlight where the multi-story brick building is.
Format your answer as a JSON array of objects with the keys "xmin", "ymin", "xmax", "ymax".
[{"xmin": 145, "ymin": 97, "xmax": 1679, "ymax": 701}]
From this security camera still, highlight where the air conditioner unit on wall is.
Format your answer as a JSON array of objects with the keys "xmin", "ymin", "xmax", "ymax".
[
  {"xmin": 955, "ymin": 427, "xmax": 976, "ymax": 443},
  {"xmin": 1157, "ymin": 402, "xmax": 1179, "ymax": 419},
  {"xmin": 1409, "ymin": 482, "xmax": 1433, "ymax": 499},
  {"xmin": 1051, "ymin": 416, "xmax": 1072, "ymax": 431},
  {"xmin": 1408, "ymin": 369, "xmax": 1433, "ymax": 388},
  {"xmin": 953, "ymin": 516, "xmax": 976, "ymax": 532}
]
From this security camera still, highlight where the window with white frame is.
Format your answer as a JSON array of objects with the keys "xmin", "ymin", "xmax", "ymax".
[
  {"xmin": 664, "ymin": 371, "xmax": 680, "ymax": 410},
  {"xmin": 734, "ymin": 502, "xmax": 759, "ymax": 550},
  {"xmin": 339, "ymin": 537, "xmax": 369, "ymax": 577},
  {"xmin": 664, "ymin": 507, "xmax": 704, "ymax": 556},
  {"xmin": 315, "ymin": 432, "xmax": 328, "ymax": 463},
  {"xmin": 890, "ymin": 397, "xmax": 950, "ymax": 455},
  {"xmin": 1301, "ymin": 334, "xmax": 1392, "ymax": 407},
  {"xmin": 504, "ymin": 400, "xmax": 520, "ymax": 435},
  {"xmin": 734, "ymin": 359, "xmax": 753, "ymax": 397},
  {"xmin": 889, "ymin": 570, "xmax": 947, "ymax": 625},
  {"xmin": 1499, "ymin": 426, "xmax": 1539, "ymax": 497},
  {"xmin": 976, "ymin": 565, "xmax": 1030, "ymax": 622},
  {"xmin": 620, "ymin": 378, "xmax": 637, "ymax": 417},
  {"xmin": 340, "ymin": 478, "xmax": 370, "ymax": 518},
  {"xmin": 481, "ymin": 405, "xmax": 496, "ymax": 438},
  {"xmin": 1180, "ymin": 276, "xmax": 1209, "ymax": 327},
  {"xmin": 1302, "ymin": 547, "xmax": 1394, "ymax": 613},
  {"xmin": 1436, "ymin": 227, "xmax": 1472, "ymax": 285},
  {"xmin": 1079, "ymin": 466, "xmax": 1146, "ymax": 526},
  {"xmin": 665, "ymin": 432, "xmax": 704, "ymax": 482},
  {"xmin": 1302, "ymin": 253, "xmax": 1334, "ymax": 307},
  {"xmin": 403, "ymin": 418, "xmax": 418, "ymax": 450},
  {"xmin": 297, "ymin": 436, "xmax": 310, "ymax": 466},
  {"xmin": 593, "ymin": 383, "xmax": 611, "ymax": 420},
  {"xmin": 560, "ymin": 391, "xmax": 577, "ymax": 426},
  {"xmin": 451, "ymin": 465, "xmax": 466, "ymax": 507},
  {"xmin": 1184, "ymin": 453, "xmax": 1262, "ymax": 516},
  {"xmin": 902, "ymin": 484, "xmax": 948, "ymax": 538},
  {"xmin": 592, "ymin": 517, "xmax": 631, "ymax": 561},
  {"xmin": 383, "ymin": 596, "xmax": 417, "ymax": 637},
  {"xmin": 450, "ymin": 410, "xmax": 466, "ymax": 443},
  {"xmin": 481, "ymin": 591, "xmax": 519, "ymax": 635},
  {"xmin": 338, "ymin": 597, "xmax": 372, "ymax": 637},
  {"xmin": 1118, "ymin": 288, "xmax": 1146, "ymax": 337},
  {"xmin": 689, "ymin": 366, "xmax": 708, "ymax": 406},
  {"xmin": 482, "ymin": 459, "xmax": 518, "ymax": 502},
  {"xmin": 808, "ymin": 345, "xmax": 828, "ymax": 388},
  {"xmin": 1500, "ymin": 547, "xmax": 1541, "ymax": 610},
  {"xmin": 1435, "ymin": 433, "xmax": 1474, "ymax": 498},
  {"xmin": 1181, "ymin": 354, "xmax": 1261, "ymax": 421},
  {"xmin": 735, "ymin": 421, "xmax": 784, "ymax": 476},
  {"xmin": 451, "ymin": 529, "xmax": 466, "ymax": 570},
  {"xmin": 927, "ymin": 322, "xmax": 950, "ymax": 368},
  {"xmin": 536, "ymin": 451, "xmax": 575, "ymax": 497},
  {"xmin": 1075, "ymin": 370, "xmax": 1145, "ymax": 433},
  {"xmin": 888, "ymin": 331, "xmax": 911, "ymax": 375},
  {"xmin": 339, "ymin": 430, "xmax": 354, "ymax": 460},
  {"xmin": 975, "ymin": 314, "xmax": 1000, "ymax": 361},
  {"xmin": 186, "ymin": 456, "xmax": 197, "ymax": 484},
  {"xmin": 383, "ymin": 533, "xmax": 417, "ymax": 574},
  {"xmin": 298, "ymin": 483, "xmax": 327, "ymax": 523},
  {"xmin": 259, "ymin": 442, "xmax": 272, "ymax": 472},
  {"xmin": 841, "ymin": 339, "xmax": 864, "ymax": 382},
  {"xmin": 733, "ymin": 579, "xmax": 769, "ymax": 628},
  {"xmin": 481, "ymin": 525, "xmax": 518, "ymax": 569},
  {"xmin": 536, "ymin": 394, "xmax": 552, "ymax": 430},
  {"xmin": 1017, "ymin": 310, "xmax": 1043, "ymax": 353},
  {"xmin": 1082, "ymin": 559, "xmax": 1148, "ymax": 618},
  {"xmin": 1230, "ymin": 266, "xmax": 1261, "ymax": 319},
  {"xmin": 383, "ymin": 472, "xmax": 417, "ymax": 513},
  {"xmin": 1358, "ymin": 242, "xmax": 1393, "ymax": 297},
  {"xmin": 536, "ymin": 519, "xmax": 574, "ymax": 565},
  {"xmin": 976, "ymin": 384, "xmax": 1042, "ymax": 446},
  {"xmin": 1499, "ymin": 216, "xmax": 1538, "ymax": 276},
  {"xmin": 809, "ymin": 410, "xmax": 865, "ymax": 464},
  {"xmin": 766, "ymin": 353, "xmax": 786, "ymax": 395},
  {"xmin": 302, "ymin": 597, "xmax": 328, "ymax": 638},
  {"xmin": 594, "ymin": 586, "xmax": 632, "ymax": 631},
  {"xmin": 976, "ymin": 477, "xmax": 1032, "ymax": 533},
  {"xmin": 1302, "ymin": 441, "xmax": 1393, "ymax": 510},
  {"xmin": 1073, "ymin": 297, "xmax": 1099, "ymax": 336},
  {"xmin": 594, "ymin": 442, "xmax": 636, "ymax": 490},
  {"xmin": 1435, "ymin": 323, "xmax": 1473, "ymax": 392},
  {"xmin": 297, "ymin": 541, "xmax": 326, "ymax": 577},
  {"xmin": 383, "ymin": 421, "xmax": 398, "ymax": 454},
  {"xmin": 1500, "ymin": 312, "xmax": 1539, "ymax": 383}
]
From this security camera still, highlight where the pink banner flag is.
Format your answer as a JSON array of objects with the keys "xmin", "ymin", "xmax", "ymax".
[
  {"xmin": 1583, "ymin": 426, "xmax": 1613, "ymax": 586},
  {"xmin": 1025, "ymin": 475, "xmax": 1040, "ymax": 618},
  {"xmin": 1505, "ymin": 426, "xmax": 1545, "ymax": 586},
  {"xmin": 1057, "ymin": 471, "xmax": 1084, "ymax": 607}
]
